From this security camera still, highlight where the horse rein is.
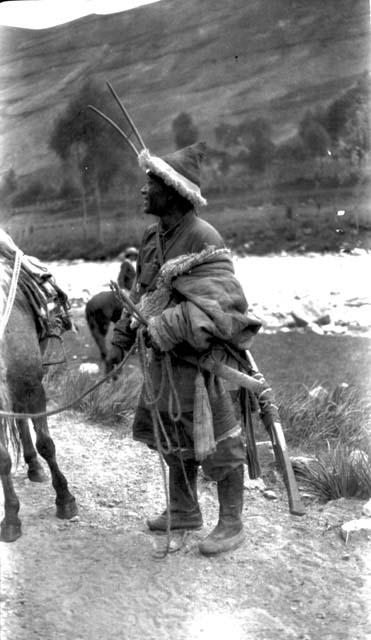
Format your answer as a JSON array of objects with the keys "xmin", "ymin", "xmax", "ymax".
[{"xmin": 0, "ymin": 342, "xmax": 136, "ymax": 420}]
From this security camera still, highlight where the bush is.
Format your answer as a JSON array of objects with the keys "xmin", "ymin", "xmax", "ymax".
[
  {"xmin": 279, "ymin": 382, "xmax": 370, "ymax": 451},
  {"xmin": 11, "ymin": 180, "xmax": 44, "ymax": 207},
  {"xmin": 293, "ymin": 444, "xmax": 371, "ymax": 501},
  {"xmin": 46, "ymin": 365, "xmax": 142, "ymax": 426},
  {"xmin": 278, "ymin": 382, "xmax": 371, "ymax": 501},
  {"xmin": 0, "ymin": 168, "xmax": 17, "ymax": 199},
  {"xmin": 58, "ymin": 180, "xmax": 80, "ymax": 201},
  {"xmin": 172, "ymin": 112, "xmax": 198, "ymax": 149}
]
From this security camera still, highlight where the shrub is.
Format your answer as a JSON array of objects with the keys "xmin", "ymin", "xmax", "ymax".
[
  {"xmin": 293, "ymin": 443, "xmax": 371, "ymax": 501},
  {"xmin": 279, "ymin": 383, "xmax": 370, "ymax": 452},
  {"xmin": 58, "ymin": 180, "xmax": 80, "ymax": 201},
  {"xmin": 278, "ymin": 382, "xmax": 371, "ymax": 501},
  {"xmin": 45, "ymin": 365, "xmax": 142, "ymax": 426},
  {"xmin": 11, "ymin": 180, "xmax": 44, "ymax": 207},
  {"xmin": 0, "ymin": 168, "xmax": 17, "ymax": 199},
  {"xmin": 172, "ymin": 112, "xmax": 199, "ymax": 149}
]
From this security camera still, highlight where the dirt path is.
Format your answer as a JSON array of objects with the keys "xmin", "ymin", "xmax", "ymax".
[{"xmin": 1, "ymin": 413, "xmax": 370, "ymax": 640}]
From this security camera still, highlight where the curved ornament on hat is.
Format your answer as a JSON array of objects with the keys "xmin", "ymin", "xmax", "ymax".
[{"xmin": 138, "ymin": 146, "xmax": 208, "ymax": 208}]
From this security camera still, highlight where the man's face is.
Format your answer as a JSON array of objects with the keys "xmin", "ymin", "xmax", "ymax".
[{"xmin": 141, "ymin": 173, "xmax": 169, "ymax": 217}]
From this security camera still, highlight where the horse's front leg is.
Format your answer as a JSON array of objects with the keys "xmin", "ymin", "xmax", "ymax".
[
  {"xmin": 17, "ymin": 418, "xmax": 47, "ymax": 483},
  {"xmin": 33, "ymin": 412, "xmax": 78, "ymax": 520},
  {"xmin": 0, "ymin": 438, "xmax": 22, "ymax": 542}
]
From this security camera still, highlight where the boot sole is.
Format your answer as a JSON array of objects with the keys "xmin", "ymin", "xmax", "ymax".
[
  {"xmin": 147, "ymin": 520, "xmax": 203, "ymax": 532},
  {"xmin": 199, "ymin": 529, "xmax": 245, "ymax": 556}
]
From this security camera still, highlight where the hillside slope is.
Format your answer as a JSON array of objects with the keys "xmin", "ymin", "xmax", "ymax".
[{"xmin": 0, "ymin": 0, "xmax": 369, "ymax": 180}]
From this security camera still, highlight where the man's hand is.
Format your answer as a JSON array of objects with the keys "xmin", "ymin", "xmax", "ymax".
[
  {"xmin": 105, "ymin": 345, "xmax": 124, "ymax": 373},
  {"xmin": 142, "ymin": 326, "xmax": 163, "ymax": 353}
]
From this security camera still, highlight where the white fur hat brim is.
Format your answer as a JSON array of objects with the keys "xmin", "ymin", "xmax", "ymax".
[{"xmin": 138, "ymin": 149, "xmax": 207, "ymax": 208}]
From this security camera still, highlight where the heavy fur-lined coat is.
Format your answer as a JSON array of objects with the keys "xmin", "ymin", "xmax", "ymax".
[{"xmin": 112, "ymin": 211, "xmax": 261, "ymax": 421}]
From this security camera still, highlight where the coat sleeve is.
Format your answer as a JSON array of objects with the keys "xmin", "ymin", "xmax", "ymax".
[
  {"xmin": 147, "ymin": 259, "xmax": 262, "ymax": 353},
  {"xmin": 111, "ymin": 310, "xmax": 137, "ymax": 353},
  {"xmin": 148, "ymin": 300, "xmax": 216, "ymax": 353},
  {"xmin": 111, "ymin": 286, "xmax": 140, "ymax": 352},
  {"xmin": 111, "ymin": 261, "xmax": 142, "ymax": 353}
]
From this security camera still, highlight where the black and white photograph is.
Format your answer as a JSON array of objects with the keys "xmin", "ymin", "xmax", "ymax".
[{"xmin": 0, "ymin": 1, "xmax": 370, "ymax": 638}]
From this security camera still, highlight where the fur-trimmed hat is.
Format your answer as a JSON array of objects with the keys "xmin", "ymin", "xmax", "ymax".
[
  {"xmin": 124, "ymin": 246, "xmax": 138, "ymax": 258},
  {"xmin": 138, "ymin": 142, "xmax": 207, "ymax": 208}
]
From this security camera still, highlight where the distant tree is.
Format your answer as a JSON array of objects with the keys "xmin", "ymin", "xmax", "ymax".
[
  {"xmin": 50, "ymin": 79, "xmax": 135, "ymax": 241},
  {"xmin": 0, "ymin": 168, "xmax": 17, "ymax": 199},
  {"xmin": 237, "ymin": 117, "xmax": 275, "ymax": 173},
  {"xmin": 276, "ymin": 137, "xmax": 307, "ymax": 163},
  {"xmin": 344, "ymin": 107, "xmax": 370, "ymax": 163},
  {"xmin": 237, "ymin": 117, "xmax": 270, "ymax": 147},
  {"xmin": 11, "ymin": 180, "xmax": 43, "ymax": 207},
  {"xmin": 214, "ymin": 121, "xmax": 240, "ymax": 148},
  {"xmin": 324, "ymin": 74, "xmax": 370, "ymax": 150},
  {"xmin": 298, "ymin": 111, "xmax": 331, "ymax": 157},
  {"xmin": 248, "ymin": 136, "xmax": 275, "ymax": 173},
  {"xmin": 325, "ymin": 88, "xmax": 357, "ymax": 143},
  {"xmin": 58, "ymin": 179, "xmax": 80, "ymax": 201},
  {"xmin": 172, "ymin": 112, "xmax": 199, "ymax": 149}
]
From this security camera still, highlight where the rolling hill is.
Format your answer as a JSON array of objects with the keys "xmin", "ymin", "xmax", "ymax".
[{"xmin": 0, "ymin": 0, "xmax": 369, "ymax": 183}]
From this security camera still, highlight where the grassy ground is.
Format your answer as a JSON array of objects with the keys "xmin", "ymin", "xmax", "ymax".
[
  {"xmin": 46, "ymin": 318, "xmax": 371, "ymax": 500},
  {"xmin": 53, "ymin": 310, "xmax": 371, "ymax": 401},
  {"xmin": 252, "ymin": 331, "xmax": 371, "ymax": 400},
  {"xmin": 48, "ymin": 313, "xmax": 371, "ymax": 435}
]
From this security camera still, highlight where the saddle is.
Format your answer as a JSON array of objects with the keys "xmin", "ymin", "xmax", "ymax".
[{"xmin": 0, "ymin": 231, "xmax": 73, "ymax": 341}]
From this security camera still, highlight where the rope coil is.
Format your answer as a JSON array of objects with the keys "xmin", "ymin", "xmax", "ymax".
[{"xmin": 0, "ymin": 248, "xmax": 23, "ymax": 340}]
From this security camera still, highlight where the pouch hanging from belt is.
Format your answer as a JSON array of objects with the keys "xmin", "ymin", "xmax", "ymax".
[{"xmin": 193, "ymin": 369, "xmax": 216, "ymax": 461}]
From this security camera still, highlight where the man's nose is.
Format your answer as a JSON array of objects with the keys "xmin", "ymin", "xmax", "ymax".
[{"xmin": 141, "ymin": 184, "xmax": 148, "ymax": 195}]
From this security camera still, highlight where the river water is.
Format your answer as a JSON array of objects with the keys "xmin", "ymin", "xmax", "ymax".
[{"xmin": 47, "ymin": 251, "xmax": 371, "ymax": 337}]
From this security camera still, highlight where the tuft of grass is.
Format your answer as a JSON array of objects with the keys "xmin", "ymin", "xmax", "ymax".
[
  {"xmin": 280, "ymin": 382, "xmax": 371, "ymax": 502},
  {"xmin": 293, "ymin": 443, "xmax": 371, "ymax": 501},
  {"xmin": 45, "ymin": 365, "xmax": 143, "ymax": 426},
  {"xmin": 278, "ymin": 382, "xmax": 371, "ymax": 452}
]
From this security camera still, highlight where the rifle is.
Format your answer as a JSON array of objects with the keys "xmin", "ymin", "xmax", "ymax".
[{"xmin": 229, "ymin": 349, "xmax": 306, "ymax": 516}]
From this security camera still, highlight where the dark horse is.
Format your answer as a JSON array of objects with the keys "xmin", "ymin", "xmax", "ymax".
[
  {"xmin": 85, "ymin": 291, "xmax": 123, "ymax": 366},
  {"xmin": 85, "ymin": 250, "xmax": 137, "ymax": 367},
  {"xmin": 0, "ymin": 253, "xmax": 77, "ymax": 542}
]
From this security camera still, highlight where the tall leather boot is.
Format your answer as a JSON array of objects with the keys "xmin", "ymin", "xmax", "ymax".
[
  {"xmin": 199, "ymin": 465, "xmax": 245, "ymax": 555},
  {"xmin": 147, "ymin": 459, "xmax": 203, "ymax": 531}
]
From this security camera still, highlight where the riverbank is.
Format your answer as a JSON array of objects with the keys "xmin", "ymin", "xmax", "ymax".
[{"xmin": 47, "ymin": 251, "xmax": 371, "ymax": 339}]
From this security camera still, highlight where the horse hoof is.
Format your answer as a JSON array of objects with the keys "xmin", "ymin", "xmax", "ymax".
[
  {"xmin": 28, "ymin": 465, "xmax": 48, "ymax": 483},
  {"xmin": 1, "ymin": 521, "xmax": 22, "ymax": 543},
  {"xmin": 56, "ymin": 498, "xmax": 78, "ymax": 520}
]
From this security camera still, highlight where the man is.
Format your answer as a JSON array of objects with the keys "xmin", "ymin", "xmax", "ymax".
[
  {"xmin": 117, "ymin": 246, "xmax": 138, "ymax": 290},
  {"xmin": 106, "ymin": 142, "xmax": 261, "ymax": 555}
]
